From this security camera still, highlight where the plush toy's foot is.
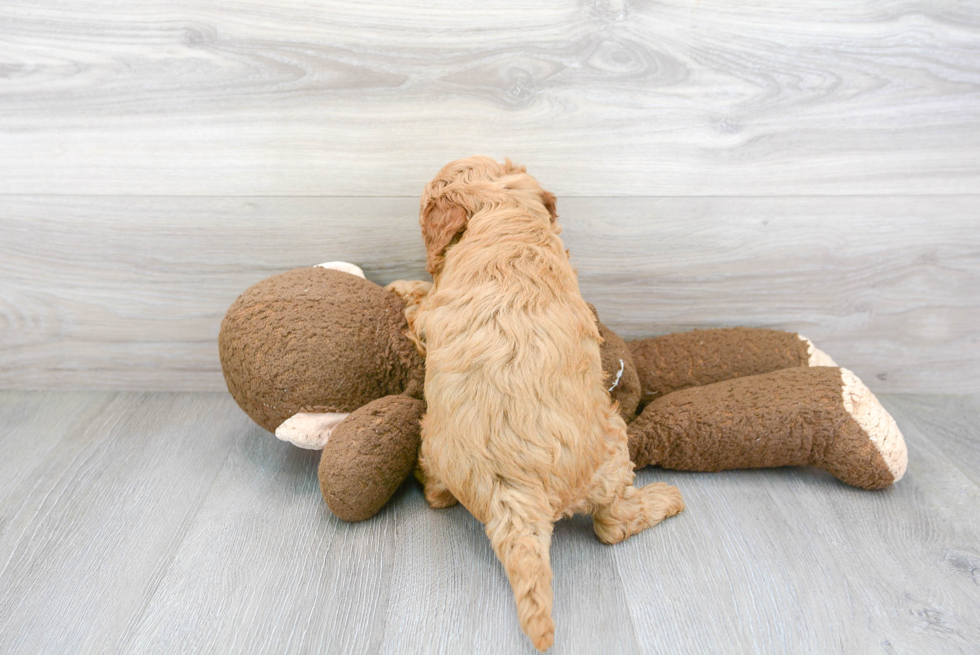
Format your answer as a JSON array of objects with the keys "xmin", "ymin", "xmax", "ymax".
[
  {"xmin": 798, "ymin": 334, "xmax": 838, "ymax": 367},
  {"xmin": 275, "ymin": 412, "xmax": 350, "ymax": 449},
  {"xmin": 592, "ymin": 482, "xmax": 684, "ymax": 545},
  {"xmin": 835, "ymin": 368, "xmax": 907, "ymax": 485},
  {"xmin": 627, "ymin": 366, "xmax": 908, "ymax": 490}
]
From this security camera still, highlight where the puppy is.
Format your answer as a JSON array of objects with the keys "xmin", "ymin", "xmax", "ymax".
[{"xmin": 411, "ymin": 157, "xmax": 684, "ymax": 651}]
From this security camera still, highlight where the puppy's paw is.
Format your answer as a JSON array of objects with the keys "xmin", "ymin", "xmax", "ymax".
[
  {"xmin": 643, "ymin": 482, "xmax": 685, "ymax": 520},
  {"xmin": 593, "ymin": 482, "xmax": 684, "ymax": 545},
  {"xmin": 384, "ymin": 279, "xmax": 432, "ymax": 309},
  {"xmin": 423, "ymin": 478, "xmax": 458, "ymax": 509}
]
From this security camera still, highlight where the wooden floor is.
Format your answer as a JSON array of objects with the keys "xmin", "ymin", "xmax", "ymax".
[{"xmin": 1, "ymin": 391, "xmax": 978, "ymax": 654}]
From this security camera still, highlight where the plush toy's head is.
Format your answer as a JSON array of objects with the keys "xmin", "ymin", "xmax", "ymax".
[
  {"xmin": 220, "ymin": 266, "xmax": 641, "ymax": 436},
  {"xmin": 219, "ymin": 266, "xmax": 425, "ymax": 434}
]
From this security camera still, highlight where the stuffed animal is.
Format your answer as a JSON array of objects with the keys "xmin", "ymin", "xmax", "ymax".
[{"xmin": 219, "ymin": 263, "xmax": 907, "ymax": 521}]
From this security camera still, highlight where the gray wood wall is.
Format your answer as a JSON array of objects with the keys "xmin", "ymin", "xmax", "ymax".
[{"xmin": 2, "ymin": 0, "xmax": 978, "ymax": 393}]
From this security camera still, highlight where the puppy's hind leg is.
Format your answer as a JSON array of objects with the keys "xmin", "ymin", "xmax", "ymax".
[
  {"xmin": 486, "ymin": 490, "xmax": 556, "ymax": 652},
  {"xmin": 413, "ymin": 466, "xmax": 458, "ymax": 509},
  {"xmin": 589, "ymin": 439, "xmax": 684, "ymax": 545},
  {"xmin": 592, "ymin": 481, "xmax": 684, "ymax": 545},
  {"xmin": 423, "ymin": 475, "xmax": 458, "ymax": 509},
  {"xmin": 416, "ymin": 441, "xmax": 458, "ymax": 509}
]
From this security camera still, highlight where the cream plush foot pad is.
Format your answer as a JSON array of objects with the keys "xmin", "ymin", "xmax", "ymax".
[
  {"xmin": 275, "ymin": 412, "xmax": 350, "ymax": 449},
  {"xmin": 798, "ymin": 334, "xmax": 839, "ymax": 367},
  {"xmin": 840, "ymin": 368, "xmax": 908, "ymax": 483}
]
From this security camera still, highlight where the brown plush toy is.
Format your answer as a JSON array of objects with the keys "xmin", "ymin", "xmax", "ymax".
[{"xmin": 219, "ymin": 263, "xmax": 907, "ymax": 521}]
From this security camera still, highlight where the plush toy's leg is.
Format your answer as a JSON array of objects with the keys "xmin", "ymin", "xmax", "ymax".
[
  {"xmin": 275, "ymin": 412, "xmax": 349, "ymax": 449},
  {"xmin": 629, "ymin": 327, "xmax": 837, "ymax": 406},
  {"xmin": 318, "ymin": 395, "xmax": 424, "ymax": 521},
  {"xmin": 627, "ymin": 366, "xmax": 907, "ymax": 490}
]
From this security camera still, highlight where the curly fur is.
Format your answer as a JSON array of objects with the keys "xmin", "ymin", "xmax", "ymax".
[{"xmin": 411, "ymin": 156, "xmax": 684, "ymax": 651}]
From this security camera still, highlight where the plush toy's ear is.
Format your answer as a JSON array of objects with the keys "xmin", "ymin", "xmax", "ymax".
[
  {"xmin": 421, "ymin": 196, "xmax": 468, "ymax": 276},
  {"xmin": 541, "ymin": 190, "xmax": 558, "ymax": 224}
]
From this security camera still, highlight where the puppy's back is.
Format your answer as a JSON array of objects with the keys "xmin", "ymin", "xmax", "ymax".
[{"xmin": 419, "ymin": 217, "xmax": 617, "ymax": 519}]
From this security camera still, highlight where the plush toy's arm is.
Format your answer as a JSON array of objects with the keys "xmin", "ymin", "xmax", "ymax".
[
  {"xmin": 627, "ymin": 366, "xmax": 907, "ymax": 490},
  {"xmin": 319, "ymin": 394, "xmax": 425, "ymax": 521},
  {"xmin": 629, "ymin": 327, "xmax": 837, "ymax": 406}
]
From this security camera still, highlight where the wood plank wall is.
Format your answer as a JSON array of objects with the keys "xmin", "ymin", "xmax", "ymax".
[{"xmin": 1, "ymin": 0, "xmax": 978, "ymax": 393}]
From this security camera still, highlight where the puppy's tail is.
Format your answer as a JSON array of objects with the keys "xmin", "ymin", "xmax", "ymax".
[{"xmin": 486, "ymin": 492, "xmax": 555, "ymax": 651}]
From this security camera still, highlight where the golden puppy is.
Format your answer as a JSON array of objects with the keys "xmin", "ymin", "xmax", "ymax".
[{"xmin": 411, "ymin": 157, "xmax": 683, "ymax": 651}]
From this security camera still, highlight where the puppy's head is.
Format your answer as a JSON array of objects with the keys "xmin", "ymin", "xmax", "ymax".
[{"xmin": 419, "ymin": 156, "xmax": 558, "ymax": 276}]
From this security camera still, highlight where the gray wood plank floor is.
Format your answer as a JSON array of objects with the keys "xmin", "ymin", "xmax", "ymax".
[{"xmin": 1, "ymin": 391, "xmax": 978, "ymax": 654}]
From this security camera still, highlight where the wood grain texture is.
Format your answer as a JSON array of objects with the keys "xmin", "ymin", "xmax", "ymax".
[
  {"xmin": 1, "ymin": 0, "xmax": 978, "ymax": 196},
  {"xmin": 121, "ymin": 416, "xmax": 397, "ymax": 654},
  {"xmin": 0, "ymin": 391, "xmax": 107, "ymax": 502},
  {"xmin": 2, "ymin": 0, "xmax": 977, "ymax": 645},
  {"xmin": 2, "ymin": 194, "xmax": 977, "ymax": 393},
  {"xmin": 568, "ymin": 196, "xmax": 980, "ymax": 395},
  {"xmin": 883, "ymin": 394, "xmax": 980, "ymax": 489},
  {"xmin": 379, "ymin": 503, "xmax": 644, "ymax": 654},
  {"xmin": 0, "ymin": 391, "xmax": 978, "ymax": 654},
  {"xmin": 0, "ymin": 393, "xmax": 244, "ymax": 653},
  {"xmin": 615, "ymin": 414, "xmax": 980, "ymax": 653}
]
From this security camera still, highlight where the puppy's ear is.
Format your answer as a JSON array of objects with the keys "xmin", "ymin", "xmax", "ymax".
[
  {"xmin": 422, "ymin": 196, "xmax": 468, "ymax": 276},
  {"xmin": 503, "ymin": 158, "xmax": 527, "ymax": 175},
  {"xmin": 541, "ymin": 190, "xmax": 558, "ymax": 224}
]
